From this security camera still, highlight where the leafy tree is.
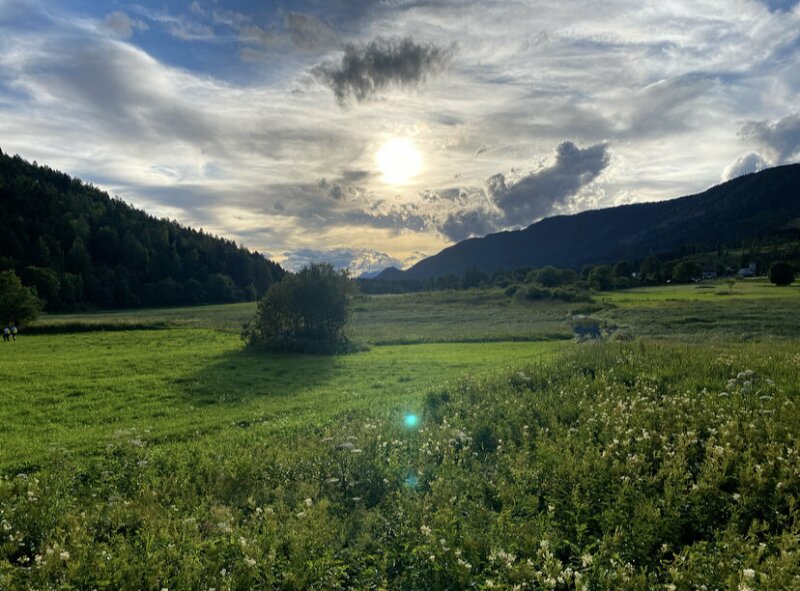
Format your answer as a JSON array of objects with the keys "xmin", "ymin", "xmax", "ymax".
[
  {"xmin": 204, "ymin": 273, "xmax": 237, "ymax": 303},
  {"xmin": 245, "ymin": 263, "xmax": 353, "ymax": 353},
  {"xmin": 768, "ymin": 262, "xmax": 795, "ymax": 286},
  {"xmin": 672, "ymin": 261, "xmax": 701, "ymax": 283},
  {"xmin": 588, "ymin": 265, "xmax": 614, "ymax": 291},
  {"xmin": 22, "ymin": 266, "xmax": 60, "ymax": 308},
  {"xmin": 535, "ymin": 266, "xmax": 561, "ymax": 287},
  {"xmin": 612, "ymin": 261, "xmax": 633, "ymax": 278},
  {"xmin": 0, "ymin": 270, "xmax": 43, "ymax": 325},
  {"xmin": 462, "ymin": 266, "xmax": 489, "ymax": 289},
  {"xmin": 639, "ymin": 256, "xmax": 662, "ymax": 284}
]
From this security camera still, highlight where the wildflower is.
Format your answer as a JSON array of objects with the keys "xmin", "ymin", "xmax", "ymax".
[
  {"xmin": 59, "ymin": 550, "xmax": 70, "ymax": 560},
  {"xmin": 304, "ymin": 498, "xmax": 313, "ymax": 507},
  {"xmin": 244, "ymin": 556, "xmax": 256, "ymax": 568},
  {"xmin": 420, "ymin": 524, "xmax": 432, "ymax": 535},
  {"xmin": 743, "ymin": 569, "xmax": 755, "ymax": 579}
]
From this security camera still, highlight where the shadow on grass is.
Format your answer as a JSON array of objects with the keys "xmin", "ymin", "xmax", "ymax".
[{"xmin": 176, "ymin": 345, "xmax": 337, "ymax": 407}]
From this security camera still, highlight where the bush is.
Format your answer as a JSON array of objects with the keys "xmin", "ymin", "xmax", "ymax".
[
  {"xmin": 516, "ymin": 285, "xmax": 592, "ymax": 303},
  {"xmin": 244, "ymin": 263, "xmax": 354, "ymax": 353},
  {"xmin": 768, "ymin": 261, "xmax": 794, "ymax": 286}
]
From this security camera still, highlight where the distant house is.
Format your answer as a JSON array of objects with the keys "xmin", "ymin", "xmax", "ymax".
[
  {"xmin": 737, "ymin": 262, "xmax": 757, "ymax": 278},
  {"xmin": 702, "ymin": 269, "xmax": 717, "ymax": 280}
]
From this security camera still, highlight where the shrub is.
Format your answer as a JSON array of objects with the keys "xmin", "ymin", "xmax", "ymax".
[
  {"xmin": 516, "ymin": 285, "xmax": 592, "ymax": 303},
  {"xmin": 244, "ymin": 263, "xmax": 354, "ymax": 353},
  {"xmin": 768, "ymin": 261, "xmax": 794, "ymax": 286}
]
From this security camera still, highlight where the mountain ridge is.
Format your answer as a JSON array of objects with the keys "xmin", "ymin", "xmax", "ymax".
[{"xmin": 379, "ymin": 164, "xmax": 800, "ymax": 280}]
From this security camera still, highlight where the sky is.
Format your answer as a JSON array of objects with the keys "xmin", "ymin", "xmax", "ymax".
[{"xmin": 1, "ymin": 0, "xmax": 800, "ymax": 275}]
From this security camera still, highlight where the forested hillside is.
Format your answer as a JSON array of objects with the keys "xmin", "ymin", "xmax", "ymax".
[{"xmin": 0, "ymin": 149, "xmax": 284, "ymax": 310}]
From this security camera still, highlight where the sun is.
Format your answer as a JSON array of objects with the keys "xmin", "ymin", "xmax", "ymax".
[{"xmin": 376, "ymin": 138, "xmax": 422, "ymax": 185}]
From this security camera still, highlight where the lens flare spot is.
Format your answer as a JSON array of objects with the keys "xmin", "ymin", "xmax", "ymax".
[{"xmin": 404, "ymin": 413, "xmax": 419, "ymax": 428}]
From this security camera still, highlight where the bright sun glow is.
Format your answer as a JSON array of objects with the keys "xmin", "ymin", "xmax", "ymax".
[{"xmin": 376, "ymin": 138, "xmax": 422, "ymax": 185}]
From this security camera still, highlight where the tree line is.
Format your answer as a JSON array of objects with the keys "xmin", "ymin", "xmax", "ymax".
[
  {"xmin": 0, "ymin": 149, "xmax": 284, "ymax": 311},
  {"xmin": 359, "ymin": 246, "xmax": 799, "ymax": 296}
]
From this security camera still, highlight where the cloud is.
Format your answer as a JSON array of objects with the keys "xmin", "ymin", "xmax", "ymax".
[
  {"xmin": 492, "ymin": 141, "xmax": 611, "ymax": 227},
  {"xmin": 741, "ymin": 113, "xmax": 800, "ymax": 163},
  {"xmin": 721, "ymin": 152, "xmax": 770, "ymax": 181},
  {"xmin": 103, "ymin": 11, "xmax": 147, "ymax": 38},
  {"xmin": 435, "ymin": 142, "xmax": 611, "ymax": 242},
  {"xmin": 280, "ymin": 247, "xmax": 407, "ymax": 276},
  {"xmin": 439, "ymin": 208, "xmax": 502, "ymax": 243},
  {"xmin": 313, "ymin": 36, "xmax": 454, "ymax": 104},
  {"xmin": 286, "ymin": 12, "xmax": 339, "ymax": 51}
]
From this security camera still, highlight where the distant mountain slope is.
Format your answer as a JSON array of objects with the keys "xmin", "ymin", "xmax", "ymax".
[
  {"xmin": 0, "ymin": 149, "xmax": 284, "ymax": 310},
  {"xmin": 384, "ymin": 164, "xmax": 800, "ymax": 280}
]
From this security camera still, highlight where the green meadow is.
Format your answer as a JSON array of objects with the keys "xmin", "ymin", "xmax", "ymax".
[{"xmin": 1, "ymin": 281, "xmax": 800, "ymax": 589}]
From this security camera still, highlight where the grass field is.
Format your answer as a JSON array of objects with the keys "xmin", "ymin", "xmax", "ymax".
[
  {"xmin": 600, "ymin": 277, "xmax": 800, "ymax": 305},
  {"xmin": 31, "ymin": 289, "xmax": 579, "ymax": 343},
  {"xmin": 0, "ymin": 331, "xmax": 564, "ymax": 471},
  {"xmin": 2, "ymin": 282, "xmax": 800, "ymax": 589}
]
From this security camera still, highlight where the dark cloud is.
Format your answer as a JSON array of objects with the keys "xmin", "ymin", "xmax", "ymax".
[
  {"xmin": 440, "ymin": 208, "xmax": 502, "ymax": 242},
  {"xmin": 741, "ymin": 113, "xmax": 800, "ymax": 163},
  {"xmin": 313, "ymin": 36, "xmax": 454, "ymax": 104},
  {"xmin": 436, "ymin": 142, "xmax": 611, "ymax": 242},
  {"xmin": 493, "ymin": 141, "xmax": 610, "ymax": 227},
  {"xmin": 721, "ymin": 152, "xmax": 770, "ymax": 181},
  {"xmin": 339, "ymin": 169, "xmax": 373, "ymax": 183}
]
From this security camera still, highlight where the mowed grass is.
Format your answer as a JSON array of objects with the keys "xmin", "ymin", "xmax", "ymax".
[{"xmin": 0, "ymin": 329, "xmax": 567, "ymax": 471}]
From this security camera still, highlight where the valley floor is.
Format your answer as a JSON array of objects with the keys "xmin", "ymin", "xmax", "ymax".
[{"xmin": 1, "ymin": 279, "xmax": 799, "ymax": 589}]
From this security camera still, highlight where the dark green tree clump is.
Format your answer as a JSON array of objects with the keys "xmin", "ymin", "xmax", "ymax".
[
  {"xmin": 0, "ymin": 270, "xmax": 43, "ymax": 325},
  {"xmin": 768, "ymin": 261, "xmax": 795, "ymax": 286},
  {"xmin": 0, "ymin": 149, "xmax": 284, "ymax": 310},
  {"xmin": 244, "ymin": 263, "xmax": 355, "ymax": 354}
]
